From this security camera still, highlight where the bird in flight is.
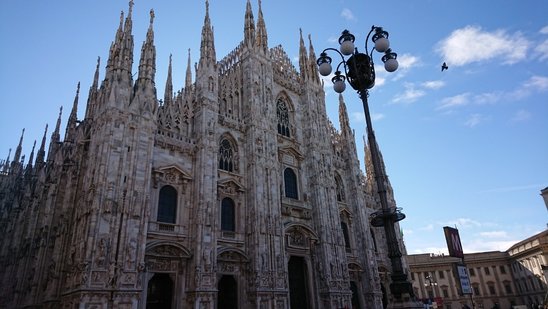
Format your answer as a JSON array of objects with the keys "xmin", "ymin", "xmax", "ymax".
[{"xmin": 441, "ymin": 62, "xmax": 448, "ymax": 72}]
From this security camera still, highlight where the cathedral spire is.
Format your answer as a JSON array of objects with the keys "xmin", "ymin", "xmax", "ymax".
[
  {"xmin": 131, "ymin": 8, "xmax": 157, "ymax": 115},
  {"xmin": 338, "ymin": 94, "xmax": 352, "ymax": 136},
  {"xmin": 26, "ymin": 140, "xmax": 36, "ymax": 171},
  {"xmin": 364, "ymin": 136, "xmax": 390, "ymax": 192},
  {"xmin": 308, "ymin": 34, "xmax": 320, "ymax": 83},
  {"xmin": 48, "ymin": 107, "xmax": 63, "ymax": 162},
  {"xmin": 255, "ymin": 0, "xmax": 268, "ymax": 53},
  {"xmin": 13, "ymin": 128, "xmax": 25, "ymax": 166},
  {"xmin": 243, "ymin": 0, "xmax": 255, "ymax": 48},
  {"xmin": 136, "ymin": 9, "xmax": 156, "ymax": 82},
  {"xmin": 105, "ymin": 1, "xmax": 134, "ymax": 87},
  {"xmin": 65, "ymin": 82, "xmax": 80, "ymax": 141},
  {"xmin": 199, "ymin": 0, "xmax": 216, "ymax": 68},
  {"xmin": 298, "ymin": 28, "xmax": 309, "ymax": 81},
  {"xmin": 85, "ymin": 57, "xmax": 100, "ymax": 119},
  {"xmin": 35, "ymin": 124, "xmax": 48, "ymax": 168},
  {"xmin": 164, "ymin": 54, "xmax": 173, "ymax": 106},
  {"xmin": 185, "ymin": 49, "xmax": 192, "ymax": 89},
  {"xmin": 1, "ymin": 148, "xmax": 10, "ymax": 174}
]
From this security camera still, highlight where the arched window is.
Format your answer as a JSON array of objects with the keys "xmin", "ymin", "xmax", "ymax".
[
  {"xmin": 284, "ymin": 168, "xmax": 298, "ymax": 199},
  {"xmin": 277, "ymin": 99, "xmax": 291, "ymax": 137},
  {"xmin": 221, "ymin": 198, "xmax": 235, "ymax": 232},
  {"xmin": 341, "ymin": 221, "xmax": 351, "ymax": 251},
  {"xmin": 219, "ymin": 139, "xmax": 234, "ymax": 172},
  {"xmin": 335, "ymin": 175, "xmax": 345, "ymax": 202},
  {"xmin": 157, "ymin": 185, "xmax": 177, "ymax": 223},
  {"xmin": 370, "ymin": 228, "xmax": 378, "ymax": 252}
]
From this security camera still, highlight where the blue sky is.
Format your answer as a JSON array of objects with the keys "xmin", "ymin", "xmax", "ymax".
[{"xmin": 1, "ymin": 0, "xmax": 546, "ymax": 254}]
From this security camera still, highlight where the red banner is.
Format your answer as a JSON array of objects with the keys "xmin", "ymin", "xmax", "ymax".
[{"xmin": 443, "ymin": 226, "xmax": 464, "ymax": 258}]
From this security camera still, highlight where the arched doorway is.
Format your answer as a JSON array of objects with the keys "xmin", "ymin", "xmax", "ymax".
[
  {"xmin": 146, "ymin": 273, "xmax": 173, "ymax": 309},
  {"xmin": 381, "ymin": 284, "xmax": 388, "ymax": 309},
  {"xmin": 350, "ymin": 281, "xmax": 362, "ymax": 309},
  {"xmin": 288, "ymin": 256, "xmax": 310, "ymax": 309},
  {"xmin": 218, "ymin": 275, "xmax": 238, "ymax": 309}
]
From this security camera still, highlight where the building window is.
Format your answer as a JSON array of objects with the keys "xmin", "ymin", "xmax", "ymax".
[
  {"xmin": 341, "ymin": 221, "xmax": 351, "ymax": 252},
  {"xmin": 284, "ymin": 168, "xmax": 298, "ymax": 199},
  {"xmin": 219, "ymin": 138, "xmax": 234, "ymax": 172},
  {"xmin": 157, "ymin": 185, "xmax": 177, "ymax": 223},
  {"xmin": 473, "ymin": 284, "xmax": 480, "ymax": 296},
  {"xmin": 469, "ymin": 268, "xmax": 475, "ymax": 276},
  {"xmin": 277, "ymin": 99, "xmax": 291, "ymax": 137},
  {"xmin": 499, "ymin": 265, "xmax": 506, "ymax": 274},
  {"xmin": 504, "ymin": 282, "xmax": 513, "ymax": 294},
  {"xmin": 484, "ymin": 267, "xmax": 490, "ymax": 275},
  {"xmin": 488, "ymin": 284, "xmax": 496, "ymax": 295},
  {"xmin": 438, "ymin": 270, "xmax": 445, "ymax": 279},
  {"xmin": 370, "ymin": 228, "xmax": 378, "ymax": 252},
  {"xmin": 335, "ymin": 175, "xmax": 345, "ymax": 202},
  {"xmin": 221, "ymin": 198, "xmax": 235, "ymax": 232},
  {"xmin": 442, "ymin": 288, "xmax": 449, "ymax": 298}
]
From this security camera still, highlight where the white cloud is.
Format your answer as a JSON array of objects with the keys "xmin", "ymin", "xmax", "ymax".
[
  {"xmin": 340, "ymin": 8, "xmax": 356, "ymax": 22},
  {"xmin": 371, "ymin": 113, "xmax": 385, "ymax": 121},
  {"xmin": 464, "ymin": 113, "xmax": 484, "ymax": 127},
  {"xmin": 511, "ymin": 75, "xmax": 548, "ymax": 99},
  {"xmin": 465, "ymin": 239, "xmax": 517, "ymax": 253},
  {"xmin": 479, "ymin": 231, "xmax": 508, "ymax": 238},
  {"xmin": 436, "ymin": 26, "xmax": 530, "ymax": 66},
  {"xmin": 392, "ymin": 83, "xmax": 426, "ymax": 104},
  {"xmin": 351, "ymin": 111, "xmax": 384, "ymax": 123},
  {"xmin": 523, "ymin": 75, "xmax": 548, "ymax": 91},
  {"xmin": 446, "ymin": 218, "xmax": 482, "ymax": 228},
  {"xmin": 396, "ymin": 54, "xmax": 420, "ymax": 70},
  {"xmin": 422, "ymin": 80, "xmax": 445, "ymax": 89},
  {"xmin": 473, "ymin": 92, "xmax": 501, "ymax": 104},
  {"xmin": 535, "ymin": 39, "xmax": 548, "ymax": 61},
  {"xmin": 437, "ymin": 93, "xmax": 470, "ymax": 110},
  {"xmin": 540, "ymin": 25, "xmax": 548, "ymax": 34},
  {"xmin": 511, "ymin": 110, "xmax": 532, "ymax": 122},
  {"xmin": 391, "ymin": 54, "xmax": 420, "ymax": 80}
]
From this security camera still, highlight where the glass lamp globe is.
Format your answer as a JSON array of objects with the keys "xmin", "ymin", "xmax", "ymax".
[
  {"xmin": 384, "ymin": 58, "xmax": 399, "ymax": 72},
  {"xmin": 374, "ymin": 37, "xmax": 390, "ymax": 52},
  {"xmin": 333, "ymin": 80, "xmax": 346, "ymax": 93},
  {"xmin": 319, "ymin": 62, "xmax": 332, "ymax": 76},
  {"xmin": 340, "ymin": 40, "xmax": 355, "ymax": 55}
]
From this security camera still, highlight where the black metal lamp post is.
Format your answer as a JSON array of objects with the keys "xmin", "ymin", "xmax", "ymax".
[
  {"xmin": 424, "ymin": 274, "xmax": 438, "ymax": 303},
  {"xmin": 317, "ymin": 26, "xmax": 417, "ymax": 305}
]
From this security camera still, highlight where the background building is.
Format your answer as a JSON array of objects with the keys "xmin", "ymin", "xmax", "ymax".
[
  {"xmin": 0, "ymin": 1, "xmax": 410, "ymax": 308},
  {"xmin": 408, "ymin": 229, "xmax": 548, "ymax": 309}
]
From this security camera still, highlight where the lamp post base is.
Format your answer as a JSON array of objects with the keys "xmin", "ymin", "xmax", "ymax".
[
  {"xmin": 388, "ymin": 299, "xmax": 425, "ymax": 309},
  {"xmin": 387, "ymin": 294, "xmax": 424, "ymax": 309},
  {"xmin": 387, "ymin": 279, "xmax": 424, "ymax": 309}
]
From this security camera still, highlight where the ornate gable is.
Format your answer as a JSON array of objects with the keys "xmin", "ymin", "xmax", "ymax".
[
  {"xmin": 218, "ymin": 178, "xmax": 245, "ymax": 196},
  {"xmin": 152, "ymin": 164, "xmax": 192, "ymax": 188},
  {"xmin": 278, "ymin": 145, "xmax": 304, "ymax": 166}
]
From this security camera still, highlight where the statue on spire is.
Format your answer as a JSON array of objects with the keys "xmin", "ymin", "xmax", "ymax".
[{"xmin": 149, "ymin": 9, "xmax": 155, "ymax": 25}]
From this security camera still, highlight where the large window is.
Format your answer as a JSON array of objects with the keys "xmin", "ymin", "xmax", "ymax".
[
  {"xmin": 277, "ymin": 99, "xmax": 291, "ymax": 137},
  {"xmin": 341, "ymin": 221, "xmax": 351, "ymax": 252},
  {"xmin": 335, "ymin": 175, "xmax": 345, "ymax": 202},
  {"xmin": 221, "ymin": 198, "xmax": 235, "ymax": 232},
  {"xmin": 219, "ymin": 139, "xmax": 234, "ymax": 172},
  {"xmin": 284, "ymin": 168, "xmax": 298, "ymax": 199},
  {"xmin": 157, "ymin": 185, "xmax": 177, "ymax": 223}
]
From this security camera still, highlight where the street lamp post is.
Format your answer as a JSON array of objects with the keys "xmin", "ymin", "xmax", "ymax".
[
  {"xmin": 424, "ymin": 274, "xmax": 438, "ymax": 307},
  {"xmin": 317, "ymin": 26, "xmax": 420, "ymax": 308}
]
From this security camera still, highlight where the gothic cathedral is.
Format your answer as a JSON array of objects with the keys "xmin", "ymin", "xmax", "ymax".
[{"xmin": 0, "ymin": 1, "xmax": 409, "ymax": 308}]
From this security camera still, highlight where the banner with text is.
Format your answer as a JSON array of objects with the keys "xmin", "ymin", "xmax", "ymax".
[{"xmin": 443, "ymin": 226, "xmax": 464, "ymax": 258}]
